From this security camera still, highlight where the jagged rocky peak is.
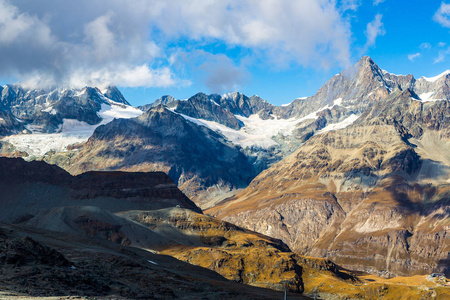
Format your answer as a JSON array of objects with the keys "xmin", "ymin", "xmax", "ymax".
[
  {"xmin": 155, "ymin": 95, "xmax": 177, "ymax": 106},
  {"xmin": 278, "ymin": 56, "xmax": 422, "ymax": 121},
  {"xmin": 218, "ymin": 91, "xmax": 273, "ymax": 117},
  {"xmin": 415, "ymin": 70, "xmax": 450, "ymax": 101},
  {"xmin": 139, "ymin": 95, "xmax": 177, "ymax": 111},
  {"xmin": 153, "ymin": 92, "xmax": 244, "ymax": 129},
  {"xmin": 0, "ymin": 84, "xmax": 131, "ymax": 135},
  {"xmin": 136, "ymin": 103, "xmax": 175, "ymax": 124},
  {"xmin": 101, "ymin": 86, "xmax": 130, "ymax": 105}
]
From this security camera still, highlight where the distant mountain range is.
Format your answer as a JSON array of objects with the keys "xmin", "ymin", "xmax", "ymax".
[{"xmin": 0, "ymin": 56, "xmax": 449, "ymax": 280}]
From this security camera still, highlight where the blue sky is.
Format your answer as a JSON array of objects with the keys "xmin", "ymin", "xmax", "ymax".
[{"xmin": 0, "ymin": 1, "xmax": 449, "ymax": 106}]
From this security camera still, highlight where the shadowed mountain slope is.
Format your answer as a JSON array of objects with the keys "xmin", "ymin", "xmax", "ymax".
[{"xmin": 59, "ymin": 105, "xmax": 256, "ymax": 205}]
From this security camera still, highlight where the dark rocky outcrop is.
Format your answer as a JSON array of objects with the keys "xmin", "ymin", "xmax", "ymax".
[{"xmin": 0, "ymin": 157, "xmax": 201, "ymax": 225}]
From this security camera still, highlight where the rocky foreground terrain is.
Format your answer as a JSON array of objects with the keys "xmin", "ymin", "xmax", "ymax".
[
  {"xmin": 0, "ymin": 223, "xmax": 305, "ymax": 299},
  {"xmin": 2, "ymin": 157, "xmax": 446, "ymax": 299}
]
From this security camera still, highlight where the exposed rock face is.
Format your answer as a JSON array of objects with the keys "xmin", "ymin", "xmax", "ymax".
[
  {"xmin": 139, "ymin": 94, "xmax": 176, "ymax": 112},
  {"xmin": 0, "ymin": 109, "xmax": 25, "ymax": 137},
  {"xmin": 208, "ymin": 65, "xmax": 450, "ymax": 278},
  {"xmin": 0, "ymin": 85, "xmax": 129, "ymax": 134},
  {"xmin": 61, "ymin": 105, "xmax": 256, "ymax": 205},
  {"xmin": 141, "ymin": 92, "xmax": 274, "ymax": 129}
]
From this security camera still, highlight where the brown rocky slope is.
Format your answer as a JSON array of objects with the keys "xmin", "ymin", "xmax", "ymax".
[{"xmin": 208, "ymin": 89, "xmax": 450, "ymax": 278}]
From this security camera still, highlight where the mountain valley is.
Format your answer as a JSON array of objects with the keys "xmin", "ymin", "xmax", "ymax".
[{"xmin": 0, "ymin": 56, "xmax": 449, "ymax": 298}]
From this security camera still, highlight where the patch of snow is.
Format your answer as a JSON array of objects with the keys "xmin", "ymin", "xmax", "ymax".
[
  {"xmin": 210, "ymin": 99, "xmax": 221, "ymax": 106},
  {"xmin": 147, "ymin": 260, "xmax": 158, "ymax": 265},
  {"xmin": 97, "ymin": 102, "xmax": 142, "ymax": 121},
  {"xmin": 167, "ymin": 108, "xmax": 277, "ymax": 148},
  {"xmin": 221, "ymin": 92, "xmax": 236, "ymax": 100},
  {"xmin": 3, "ymin": 103, "xmax": 142, "ymax": 157},
  {"xmin": 281, "ymin": 102, "xmax": 292, "ymax": 107},
  {"xmin": 42, "ymin": 106, "xmax": 57, "ymax": 115},
  {"xmin": 333, "ymin": 98, "xmax": 342, "ymax": 106},
  {"xmin": 0, "ymin": 118, "xmax": 4, "ymax": 122},
  {"xmin": 167, "ymin": 108, "xmax": 207, "ymax": 127},
  {"xmin": 419, "ymin": 92, "xmax": 435, "ymax": 102},
  {"xmin": 414, "ymin": 93, "xmax": 446, "ymax": 103},
  {"xmin": 75, "ymin": 88, "xmax": 87, "ymax": 97},
  {"xmin": 316, "ymin": 114, "xmax": 360, "ymax": 135},
  {"xmin": 204, "ymin": 118, "xmax": 279, "ymax": 149},
  {"xmin": 422, "ymin": 70, "xmax": 450, "ymax": 82},
  {"xmin": 168, "ymin": 108, "xmax": 313, "ymax": 149},
  {"xmin": 381, "ymin": 69, "xmax": 404, "ymax": 76},
  {"xmin": 24, "ymin": 124, "xmax": 45, "ymax": 132}
]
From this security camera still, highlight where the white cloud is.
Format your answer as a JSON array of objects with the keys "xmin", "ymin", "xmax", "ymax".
[
  {"xmin": 433, "ymin": 2, "xmax": 450, "ymax": 28},
  {"xmin": 340, "ymin": 0, "xmax": 361, "ymax": 11},
  {"xmin": 373, "ymin": 0, "xmax": 386, "ymax": 5},
  {"xmin": 151, "ymin": 0, "xmax": 353, "ymax": 68},
  {"xmin": 0, "ymin": 0, "xmax": 53, "ymax": 46},
  {"xmin": 83, "ymin": 13, "xmax": 118, "ymax": 62},
  {"xmin": 420, "ymin": 42, "xmax": 431, "ymax": 49},
  {"xmin": 199, "ymin": 53, "xmax": 249, "ymax": 93},
  {"xmin": 0, "ymin": 0, "xmax": 353, "ymax": 89},
  {"xmin": 364, "ymin": 14, "xmax": 386, "ymax": 51},
  {"xmin": 438, "ymin": 42, "xmax": 447, "ymax": 47},
  {"xmin": 434, "ymin": 47, "xmax": 450, "ymax": 63},
  {"xmin": 408, "ymin": 53, "xmax": 420, "ymax": 61}
]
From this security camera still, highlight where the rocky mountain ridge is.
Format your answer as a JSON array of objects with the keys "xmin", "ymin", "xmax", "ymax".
[
  {"xmin": 207, "ymin": 76, "xmax": 450, "ymax": 277},
  {"xmin": 0, "ymin": 85, "xmax": 130, "ymax": 135}
]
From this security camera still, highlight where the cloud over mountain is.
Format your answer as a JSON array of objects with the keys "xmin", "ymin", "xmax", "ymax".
[{"xmin": 0, "ymin": 0, "xmax": 352, "ymax": 89}]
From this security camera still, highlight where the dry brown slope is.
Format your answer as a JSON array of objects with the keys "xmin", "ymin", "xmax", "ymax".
[{"xmin": 121, "ymin": 207, "xmax": 358, "ymax": 294}]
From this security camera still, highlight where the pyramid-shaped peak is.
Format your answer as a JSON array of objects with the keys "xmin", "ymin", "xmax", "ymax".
[
  {"xmin": 102, "ymin": 86, "xmax": 130, "ymax": 105},
  {"xmin": 356, "ymin": 56, "xmax": 382, "ymax": 72},
  {"xmin": 358, "ymin": 56, "xmax": 376, "ymax": 64}
]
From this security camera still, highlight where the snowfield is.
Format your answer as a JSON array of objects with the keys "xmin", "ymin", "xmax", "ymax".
[
  {"xmin": 169, "ymin": 105, "xmax": 335, "ymax": 149},
  {"xmin": 421, "ymin": 70, "xmax": 450, "ymax": 82},
  {"xmin": 315, "ymin": 114, "xmax": 360, "ymax": 135}
]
